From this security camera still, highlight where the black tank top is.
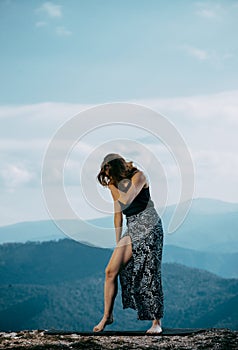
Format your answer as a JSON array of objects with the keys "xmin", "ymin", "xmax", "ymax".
[{"xmin": 119, "ymin": 186, "xmax": 154, "ymax": 217}]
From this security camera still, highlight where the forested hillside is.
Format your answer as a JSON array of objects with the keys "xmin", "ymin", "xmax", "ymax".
[{"xmin": 0, "ymin": 239, "xmax": 237, "ymax": 331}]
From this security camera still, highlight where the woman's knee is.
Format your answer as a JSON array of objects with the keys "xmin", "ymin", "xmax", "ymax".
[{"xmin": 105, "ymin": 266, "xmax": 118, "ymax": 279}]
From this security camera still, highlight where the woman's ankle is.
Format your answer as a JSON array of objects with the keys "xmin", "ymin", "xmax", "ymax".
[
  {"xmin": 153, "ymin": 319, "xmax": 161, "ymax": 326},
  {"xmin": 104, "ymin": 313, "xmax": 113, "ymax": 319}
]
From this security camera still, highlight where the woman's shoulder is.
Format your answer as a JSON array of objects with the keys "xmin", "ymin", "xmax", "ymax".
[
  {"xmin": 131, "ymin": 170, "xmax": 149, "ymax": 188},
  {"xmin": 131, "ymin": 169, "xmax": 143, "ymax": 179}
]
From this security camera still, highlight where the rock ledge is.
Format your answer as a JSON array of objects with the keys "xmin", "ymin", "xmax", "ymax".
[{"xmin": 0, "ymin": 328, "xmax": 237, "ymax": 349}]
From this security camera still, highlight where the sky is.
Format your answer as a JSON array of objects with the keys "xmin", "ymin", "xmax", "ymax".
[{"xmin": 0, "ymin": 0, "xmax": 238, "ymax": 227}]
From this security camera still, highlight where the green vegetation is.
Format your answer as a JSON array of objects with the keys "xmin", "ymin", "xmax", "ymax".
[{"xmin": 0, "ymin": 239, "xmax": 237, "ymax": 331}]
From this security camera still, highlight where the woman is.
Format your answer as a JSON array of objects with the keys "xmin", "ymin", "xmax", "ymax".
[{"xmin": 93, "ymin": 153, "xmax": 164, "ymax": 334}]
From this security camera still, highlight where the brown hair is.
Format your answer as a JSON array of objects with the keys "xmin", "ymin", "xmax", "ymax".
[{"xmin": 97, "ymin": 153, "xmax": 139, "ymax": 187}]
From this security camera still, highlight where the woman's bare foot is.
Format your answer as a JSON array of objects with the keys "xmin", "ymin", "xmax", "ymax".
[
  {"xmin": 93, "ymin": 315, "xmax": 114, "ymax": 332},
  {"xmin": 146, "ymin": 319, "xmax": 162, "ymax": 334}
]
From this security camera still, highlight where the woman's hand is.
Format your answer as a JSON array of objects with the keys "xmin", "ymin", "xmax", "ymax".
[{"xmin": 108, "ymin": 171, "xmax": 147, "ymax": 205}]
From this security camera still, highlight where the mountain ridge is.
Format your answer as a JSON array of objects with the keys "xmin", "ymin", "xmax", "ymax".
[
  {"xmin": 0, "ymin": 239, "xmax": 237, "ymax": 331},
  {"xmin": 1, "ymin": 197, "xmax": 238, "ymax": 252}
]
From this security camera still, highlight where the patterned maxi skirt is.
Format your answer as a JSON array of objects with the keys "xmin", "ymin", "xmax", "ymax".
[{"xmin": 119, "ymin": 206, "xmax": 164, "ymax": 320}]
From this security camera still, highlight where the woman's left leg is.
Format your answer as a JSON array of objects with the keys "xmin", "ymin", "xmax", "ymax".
[{"xmin": 93, "ymin": 235, "xmax": 132, "ymax": 332}]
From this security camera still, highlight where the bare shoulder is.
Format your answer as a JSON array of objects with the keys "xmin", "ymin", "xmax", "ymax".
[{"xmin": 131, "ymin": 171, "xmax": 147, "ymax": 186}]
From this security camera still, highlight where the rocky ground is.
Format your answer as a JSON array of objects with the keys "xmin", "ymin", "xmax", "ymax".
[{"xmin": 0, "ymin": 329, "xmax": 237, "ymax": 350}]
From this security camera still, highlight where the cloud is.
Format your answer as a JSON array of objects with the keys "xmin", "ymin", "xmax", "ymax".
[
  {"xmin": 195, "ymin": 2, "xmax": 222, "ymax": 19},
  {"xmin": 135, "ymin": 90, "xmax": 238, "ymax": 182},
  {"xmin": 0, "ymin": 163, "xmax": 35, "ymax": 190},
  {"xmin": 35, "ymin": 2, "xmax": 72, "ymax": 36},
  {"xmin": 1, "ymin": 90, "xmax": 238, "ymax": 225},
  {"xmin": 56, "ymin": 26, "xmax": 72, "ymax": 37},
  {"xmin": 38, "ymin": 2, "xmax": 62, "ymax": 18},
  {"xmin": 35, "ymin": 21, "xmax": 47, "ymax": 28},
  {"xmin": 0, "ymin": 102, "xmax": 89, "ymax": 138},
  {"xmin": 135, "ymin": 91, "xmax": 238, "ymax": 172},
  {"xmin": 136, "ymin": 92, "xmax": 238, "ymax": 203},
  {"xmin": 180, "ymin": 44, "xmax": 233, "ymax": 68},
  {"xmin": 0, "ymin": 139, "xmax": 47, "ymax": 152},
  {"xmin": 140, "ymin": 89, "xmax": 238, "ymax": 123},
  {"xmin": 183, "ymin": 45, "xmax": 209, "ymax": 60},
  {"xmin": 196, "ymin": 8, "xmax": 218, "ymax": 19}
]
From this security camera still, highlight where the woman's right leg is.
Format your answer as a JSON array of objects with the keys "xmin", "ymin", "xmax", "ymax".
[
  {"xmin": 93, "ymin": 235, "xmax": 132, "ymax": 332},
  {"xmin": 146, "ymin": 319, "xmax": 162, "ymax": 334}
]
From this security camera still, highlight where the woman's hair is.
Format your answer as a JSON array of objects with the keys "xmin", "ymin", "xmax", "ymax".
[{"xmin": 97, "ymin": 153, "xmax": 139, "ymax": 187}]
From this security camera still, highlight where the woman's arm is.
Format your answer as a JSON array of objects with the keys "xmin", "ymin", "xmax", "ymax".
[
  {"xmin": 108, "ymin": 171, "xmax": 147, "ymax": 206},
  {"xmin": 113, "ymin": 200, "xmax": 123, "ymax": 244},
  {"xmin": 109, "ymin": 185, "xmax": 123, "ymax": 244}
]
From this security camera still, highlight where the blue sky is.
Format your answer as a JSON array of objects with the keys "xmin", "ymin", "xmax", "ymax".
[
  {"xmin": 0, "ymin": 0, "xmax": 238, "ymax": 227},
  {"xmin": 1, "ymin": 0, "xmax": 237, "ymax": 103}
]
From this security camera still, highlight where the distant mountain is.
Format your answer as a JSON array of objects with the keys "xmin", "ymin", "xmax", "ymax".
[
  {"xmin": 174, "ymin": 197, "xmax": 238, "ymax": 214},
  {"xmin": 163, "ymin": 211, "xmax": 238, "ymax": 253},
  {"xmin": 0, "ymin": 220, "xmax": 66, "ymax": 245},
  {"xmin": 0, "ymin": 198, "xmax": 238, "ymax": 253},
  {"xmin": 0, "ymin": 197, "xmax": 237, "ymax": 279},
  {"xmin": 0, "ymin": 239, "xmax": 112, "ymax": 285},
  {"xmin": 163, "ymin": 245, "xmax": 238, "ymax": 279},
  {"xmin": 0, "ymin": 229, "xmax": 237, "ymax": 279},
  {"xmin": 190, "ymin": 294, "xmax": 238, "ymax": 329},
  {"xmin": 0, "ymin": 239, "xmax": 237, "ymax": 331},
  {"xmin": 162, "ymin": 263, "xmax": 238, "ymax": 331},
  {"xmin": 0, "ymin": 218, "xmax": 114, "ymax": 248}
]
